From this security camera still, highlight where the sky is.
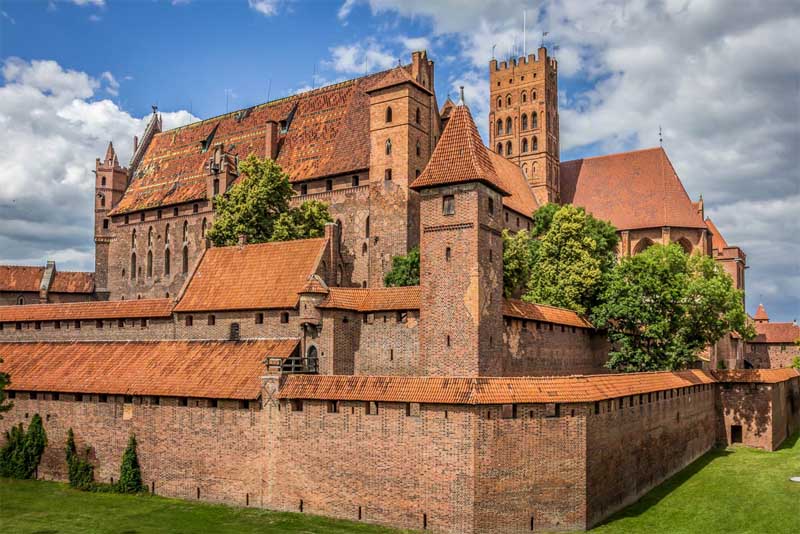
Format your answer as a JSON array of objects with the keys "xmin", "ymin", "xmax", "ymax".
[{"xmin": 0, "ymin": 0, "xmax": 798, "ymax": 321}]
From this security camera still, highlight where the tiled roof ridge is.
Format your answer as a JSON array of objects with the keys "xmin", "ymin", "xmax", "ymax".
[
  {"xmin": 505, "ymin": 298, "xmax": 581, "ymax": 315},
  {"xmin": 0, "ymin": 264, "xmax": 44, "ymax": 269},
  {"xmin": 211, "ymin": 236, "xmax": 326, "ymax": 252},
  {"xmin": 560, "ymin": 146, "xmax": 664, "ymax": 165}
]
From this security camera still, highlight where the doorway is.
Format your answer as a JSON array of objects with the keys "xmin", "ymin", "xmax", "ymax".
[{"xmin": 731, "ymin": 425, "xmax": 743, "ymax": 444}]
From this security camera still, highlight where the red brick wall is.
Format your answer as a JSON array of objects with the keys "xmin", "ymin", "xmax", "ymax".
[
  {"xmin": 173, "ymin": 310, "xmax": 299, "ymax": 340},
  {"xmin": 746, "ymin": 342, "xmax": 800, "ymax": 369},
  {"xmin": 770, "ymin": 377, "xmax": 800, "ymax": 448},
  {"xmin": 0, "ymin": 317, "xmax": 175, "ymax": 341},
  {"xmin": 355, "ymin": 311, "xmax": 420, "ymax": 375}
]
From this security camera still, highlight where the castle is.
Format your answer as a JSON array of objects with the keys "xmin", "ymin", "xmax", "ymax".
[{"xmin": 1, "ymin": 48, "xmax": 798, "ymax": 533}]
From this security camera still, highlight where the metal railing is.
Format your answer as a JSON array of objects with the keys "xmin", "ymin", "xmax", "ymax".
[{"xmin": 266, "ymin": 356, "xmax": 319, "ymax": 374}]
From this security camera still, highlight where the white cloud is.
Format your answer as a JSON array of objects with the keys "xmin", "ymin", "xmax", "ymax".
[
  {"xmin": 248, "ymin": 0, "xmax": 279, "ymax": 16},
  {"xmin": 338, "ymin": 0, "xmax": 357, "ymax": 20},
  {"xmin": 398, "ymin": 35, "xmax": 430, "ymax": 52},
  {"xmin": 2, "ymin": 10, "xmax": 16, "ymax": 24},
  {"xmin": 100, "ymin": 71, "xmax": 119, "ymax": 96},
  {"xmin": 0, "ymin": 58, "xmax": 197, "ymax": 271},
  {"xmin": 69, "ymin": 0, "xmax": 105, "ymax": 6},
  {"xmin": 327, "ymin": 40, "xmax": 397, "ymax": 74}
]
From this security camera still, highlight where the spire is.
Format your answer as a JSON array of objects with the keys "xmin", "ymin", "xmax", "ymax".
[
  {"xmin": 104, "ymin": 141, "xmax": 117, "ymax": 166},
  {"xmin": 411, "ymin": 104, "xmax": 509, "ymax": 195},
  {"xmin": 754, "ymin": 303, "xmax": 769, "ymax": 323}
]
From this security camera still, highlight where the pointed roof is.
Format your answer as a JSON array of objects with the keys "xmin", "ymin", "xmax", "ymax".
[
  {"xmin": 560, "ymin": 147, "xmax": 706, "ymax": 230},
  {"xmin": 705, "ymin": 218, "xmax": 729, "ymax": 250},
  {"xmin": 440, "ymin": 97, "xmax": 455, "ymax": 120},
  {"xmin": 104, "ymin": 141, "xmax": 117, "ymax": 164},
  {"xmin": 300, "ymin": 274, "xmax": 329, "ymax": 295},
  {"xmin": 754, "ymin": 303, "xmax": 769, "ymax": 322},
  {"xmin": 411, "ymin": 105, "xmax": 510, "ymax": 195}
]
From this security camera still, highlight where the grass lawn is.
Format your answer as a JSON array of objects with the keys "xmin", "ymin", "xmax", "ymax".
[{"xmin": 1, "ymin": 433, "xmax": 798, "ymax": 534}]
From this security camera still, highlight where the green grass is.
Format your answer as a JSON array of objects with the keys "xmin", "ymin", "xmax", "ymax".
[
  {"xmin": 2, "ymin": 434, "xmax": 798, "ymax": 533},
  {"xmin": 589, "ymin": 431, "xmax": 800, "ymax": 534}
]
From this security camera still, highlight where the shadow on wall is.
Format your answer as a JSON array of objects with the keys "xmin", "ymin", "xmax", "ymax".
[{"xmin": 721, "ymin": 385, "xmax": 772, "ymax": 443}]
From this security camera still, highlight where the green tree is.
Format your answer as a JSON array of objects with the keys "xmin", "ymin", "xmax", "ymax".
[
  {"xmin": 117, "ymin": 434, "xmax": 145, "ymax": 493},
  {"xmin": 521, "ymin": 205, "xmax": 618, "ymax": 314},
  {"xmin": 206, "ymin": 156, "xmax": 332, "ymax": 246},
  {"xmin": 593, "ymin": 243, "xmax": 752, "ymax": 372},
  {"xmin": 65, "ymin": 428, "xmax": 94, "ymax": 490},
  {"xmin": 792, "ymin": 354, "xmax": 800, "ymax": 370},
  {"xmin": 0, "ymin": 414, "xmax": 47, "ymax": 479},
  {"xmin": 384, "ymin": 246, "xmax": 420, "ymax": 287},
  {"xmin": 0, "ymin": 358, "xmax": 12, "ymax": 418},
  {"xmin": 502, "ymin": 229, "xmax": 536, "ymax": 297}
]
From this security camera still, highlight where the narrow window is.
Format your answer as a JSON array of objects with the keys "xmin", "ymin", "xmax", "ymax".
[
  {"xmin": 446, "ymin": 335, "xmax": 451, "ymax": 347},
  {"xmin": 95, "ymin": 320, "xmax": 103, "ymax": 329},
  {"xmin": 54, "ymin": 320, "xmax": 61, "ymax": 329},
  {"xmin": 103, "ymin": 218, "xmax": 109, "ymax": 229},
  {"xmin": 416, "ymin": 140, "xmax": 421, "ymax": 157},
  {"xmin": 445, "ymin": 247, "xmax": 451, "ymax": 261},
  {"xmin": 506, "ymin": 141, "xmax": 512, "ymax": 156},
  {"xmin": 384, "ymin": 169, "xmax": 392, "ymax": 181},
  {"xmin": 521, "ymin": 114, "xmax": 528, "ymax": 130},
  {"xmin": 532, "ymin": 112, "xmax": 538, "ymax": 129},
  {"xmin": 74, "ymin": 320, "xmax": 81, "ymax": 329},
  {"xmin": 173, "ymin": 207, "xmax": 179, "ymax": 216},
  {"xmin": 182, "ymin": 246, "xmax": 189, "ymax": 274},
  {"xmin": 201, "ymin": 218, "xmax": 207, "ymax": 238},
  {"xmin": 208, "ymin": 315, "xmax": 216, "ymax": 325},
  {"xmin": 130, "ymin": 253, "xmax": 137, "ymax": 280},
  {"xmin": 365, "ymin": 216, "xmax": 370, "ymax": 238},
  {"xmin": 280, "ymin": 312, "xmax": 289, "ymax": 324},
  {"xmin": 117, "ymin": 319, "xmax": 124, "ymax": 328},
  {"xmin": 164, "ymin": 248, "xmax": 171, "ymax": 275},
  {"xmin": 362, "ymin": 243, "xmax": 368, "ymax": 256},
  {"xmin": 213, "ymin": 178, "xmax": 220, "ymax": 196},
  {"xmin": 442, "ymin": 195, "xmax": 455, "ymax": 215},
  {"xmin": 185, "ymin": 315, "xmax": 193, "ymax": 327},
  {"xmin": 255, "ymin": 312, "xmax": 264, "ymax": 324},
  {"xmin": 496, "ymin": 119, "xmax": 503, "ymax": 136},
  {"xmin": 505, "ymin": 117, "xmax": 512, "ymax": 134},
  {"xmin": 506, "ymin": 94, "xmax": 512, "ymax": 106},
  {"xmin": 385, "ymin": 106, "xmax": 392, "ymax": 123},
  {"xmin": 140, "ymin": 212, "xmax": 145, "ymax": 222},
  {"xmin": 497, "ymin": 143, "xmax": 502, "ymax": 153},
  {"xmin": 327, "ymin": 400, "xmax": 339, "ymax": 413},
  {"xmin": 385, "ymin": 138, "xmax": 392, "ymax": 155},
  {"xmin": 101, "ymin": 176, "xmax": 106, "ymax": 186},
  {"xmin": 125, "ymin": 214, "xmax": 129, "ymax": 224},
  {"xmin": 157, "ymin": 209, "xmax": 162, "ymax": 219},
  {"xmin": 300, "ymin": 183, "xmax": 308, "ymax": 195},
  {"xmin": 522, "ymin": 138, "xmax": 528, "ymax": 153},
  {"xmin": 415, "ymin": 107, "xmax": 421, "ymax": 124},
  {"xmin": 193, "ymin": 203, "xmax": 198, "ymax": 214},
  {"xmin": 532, "ymin": 136, "xmax": 538, "ymax": 152},
  {"xmin": 182, "ymin": 220, "xmax": 189, "ymax": 242},
  {"xmin": 147, "ymin": 250, "xmax": 153, "ymax": 277},
  {"xmin": 326, "ymin": 179, "xmax": 333, "ymax": 192},
  {"xmin": 352, "ymin": 175, "xmax": 359, "ymax": 187},
  {"xmin": 521, "ymin": 91, "xmax": 527, "ymax": 103},
  {"xmin": 140, "ymin": 318, "xmax": 147, "ymax": 328},
  {"xmin": 487, "ymin": 197, "xmax": 494, "ymax": 215},
  {"xmin": 496, "ymin": 96, "xmax": 502, "ymax": 109},
  {"xmin": 34, "ymin": 321, "xmax": 41, "ymax": 330}
]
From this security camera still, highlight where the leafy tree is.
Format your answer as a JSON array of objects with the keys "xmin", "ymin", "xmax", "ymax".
[
  {"xmin": 502, "ymin": 229, "xmax": 536, "ymax": 297},
  {"xmin": 529, "ymin": 202, "xmax": 560, "ymax": 238},
  {"xmin": 0, "ymin": 358, "xmax": 12, "ymax": 418},
  {"xmin": 0, "ymin": 414, "xmax": 47, "ymax": 479},
  {"xmin": 206, "ymin": 155, "xmax": 332, "ymax": 246},
  {"xmin": 65, "ymin": 428, "xmax": 94, "ymax": 490},
  {"xmin": 792, "ymin": 355, "xmax": 800, "ymax": 370},
  {"xmin": 117, "ymin": 434, "xmax": 145, "ymax": 493},
  {"xmin": 384, "ymin": 246, "xmax": 420, "ymax": 287},
  {"xmin": 593, "ymin": 243, "xmax": 752, "ymax": 372}
]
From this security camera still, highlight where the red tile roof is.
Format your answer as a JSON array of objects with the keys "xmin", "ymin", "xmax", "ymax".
[
  {"xmin": 0, "ymin": 266, "xmax": 44, "ymax": 292},
  {"xmin": 0, "ymin": 299, "xmax": 173, "ymax": 323},
  {"xmin": 319, "ymin": 286, "xmax": 421, "ymax": 312},
  {"xmin": 560, "ymin": 147, "xmax": 706, "ymax": 231},
  {"xmin": 488, "ymin": 150, "xmax": 539, "ymax": 217},
  {"xmin": 411, "ymin": 105, "xmax": 510, "ymax": 195},
  {"xmin": 299, "ymin": 275, "xmax": 329, "ymax": 295},
  {"xmin": 704, "ymin": 218, "xmax": 729, "ymax": 250},
  {"xmin": 277, "ymin": 371, "xmax": 717, "ymax": 404},
  {"xmin": 110, "ymin": 66, "xmax": 419, "ymax": 215},
  {"xmin": 503, "ymin": 299, "xmax": 593, "ymax": 329},
  {"xmin": 752, "ymin": 322, "xmax": 800, "ymax": 344},
  {"xmin": 0, "ymin": 339, "xmax": 298, "ymax": 400},
  {"xmin": 49, "ymin": 271, "xmax": 94, "ymax": 294},
  {"xmin": 753, "ymin": 303, "xmax": 769, "ymax": 322},
  {"xmin": 713, "ymin": 368, "xmax": 799, "ymax": 383},
  {"xmin": 175, "ymin": 238, "xmax": 327, "ymax": 312}
]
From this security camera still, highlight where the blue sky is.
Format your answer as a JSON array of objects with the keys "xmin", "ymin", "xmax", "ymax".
[{"xmin": 1, "ymin": 0, "xmax": 798, "ymax": 321}]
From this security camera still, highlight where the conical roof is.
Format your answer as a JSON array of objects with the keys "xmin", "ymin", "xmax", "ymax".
[{"xmin": 754, "ymin": 303, "xmax": 769, "ymax": 322}]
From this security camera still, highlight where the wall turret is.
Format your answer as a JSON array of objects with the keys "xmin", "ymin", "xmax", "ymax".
[{"xmin": 94, "ymin": 141, "xmax": 128, "ymax": 295}]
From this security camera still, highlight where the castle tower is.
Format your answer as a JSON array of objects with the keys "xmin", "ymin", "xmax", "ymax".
[
  {"xmin": 366, "ymin": 58, "xmax": 436, "ymax": 287},
  {"xmin": 94, "ymin": 142, "xmax": 128, "ymax": 296},
  {"xmin": 489, "ymin": 47, "xmax": 560, "ymax": 205},
  {"xmin": 411, "ymin": 104, "xmax": 507, "ymax": 376}
]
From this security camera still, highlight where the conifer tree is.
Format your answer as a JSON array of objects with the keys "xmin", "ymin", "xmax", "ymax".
[{"xmin": 117, "ymin": 434, "xmax": 144, "ymax": 493}]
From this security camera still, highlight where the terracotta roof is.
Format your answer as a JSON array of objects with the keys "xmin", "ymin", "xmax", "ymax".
[
  {"xmin": 502, "ymin": 299, "xmax": 593, "ymax": 328},
  {"xmin": 754, "ymin": 303, "xmax": 769, "ymax": 322},
  {"xmin": 713, "ymin": 368, "xmax": 799, "ymax": 384},
  {"xmin": 411, "ymin": 105, "xmax": 510, "ymax": 195},
  {"xmin": 0, "ymin": 339, "xmax": 298, "ymax": 400},
  {"xmin": 277, "ymin": 371, "xmax": 717, "ymax": 404},
  {"xmin": 0, "ymin": 299, "xmax": 173, "ymax": 323},
  {"xmin": 751, "ymin": 322, "xmax": 800, "ymax": 344},
  {"xmin": 299, "ymin": 275, "xmax": 329, "ymax": 295},
  {"xmin": 364, "ymin": 65, "xmax": 432, "ymax": 95},
  {"xmin": 319, "ymin": 286, "xmax": 421, "ymax": 312},
  {"xmin": 440, "ymin": 98, "xmax": 455, "ymax": 120},
  {"xmin": 704, "ymin": 218, "xmax": 729, "ymax": 250},
  {"xmin": 109, "ymin": 66, "xmax": 421, "ymax": 215},
  {"xmin": 560, "ymin": 147, "xmax": 706, "ymax": 231},
  {"xmin": 0, "ymin": 266, "xmax": 44, "ymax": 292},
  {"xmin": 49, "ymin": 271, "xmax": 94, "ymax": 294},
  {"xmin": 175, "ymin": 238, "xmax": 327, "ymax": 312},
  {"xmin": 488, "ymin": 150, "xmax": 539, "ymax": 217}
]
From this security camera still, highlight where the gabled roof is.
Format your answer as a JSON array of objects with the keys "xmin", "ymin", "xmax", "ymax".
[
  {"xmin": 0, "ymin": 266, "xmax": 94, "ymax": 294},
  {"xmin": 109, "ymin": 66, "xmax": 422, "ymax": 215},
  {"xmin": 320, "ymin": 286, "xmax": 421, "ymax": 312},
  {"xmin": 411, "ymin": 105, "xmax": 510, "ymax": 195},
  {"xmin": 488, "ymin": 150, "xmax": 539, "ymax": 217},
  {"xmin": 704, "ymin": 218, "xmax": 729, "ymax": 250},
  {"xmin": 277, "ymin": 370, "xmax": 717, "ymax": 404},
  {"xmin": 0, "ymin": 299, "xmax": 173, "ymax": 323},
  {"xmin": 49, "ymin": 271, "xmax": 94, "ymax": 294},
  {"xmin": 503, "ymin": 299, "xmax": 592, "ymax": 329},
  {"xmin": 440, "ymin": 97, "xmax": 455, "ymax": 120},
  {"xmin": 175, "ymin": 238, "xmax": 327, "ymax": 312},
  {"xmin": 0, "ymin": 339, "xmax": 299, "ymax": 400},
  {"xmin": 752, "ymin": 322, "xmax": 800, "ymax": 344},
  {"xmin": 754, "ymin": 303, "xmax": 769, "ymax": 322},
  {"xmin": 560, "ymin": 147, "xmax": 706, "ymax": 231}
]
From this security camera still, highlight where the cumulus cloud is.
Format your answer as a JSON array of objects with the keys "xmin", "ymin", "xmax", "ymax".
[
  {"xmin": 248, "ymin": 0, "xmax": 279, "ymax": 16},
  {"xmin": 0, "ymin": 58, "xmax": 197, "ymax": 271},
  {"xmin": 68, "ymin": 0, "xmax": 105, "ymax": 6},
  {"xmin": 327, "ymin": 39, "xmax": 398, "ymax": 74}
]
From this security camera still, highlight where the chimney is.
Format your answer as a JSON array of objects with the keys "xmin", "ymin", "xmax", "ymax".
[{"xmin": 265, "ymin": 120, "xmax": 279, "ymax": 161}]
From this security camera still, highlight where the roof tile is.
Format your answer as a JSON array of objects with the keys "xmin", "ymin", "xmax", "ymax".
[
  {"xmin": 0, "ymin": 298, "xmax": 173, "ymax": 323},
  {"xmin": 503, "ymin": 299, "xmax": 592, "ymax": 329},
  {"xmin": 0, "ymin": 266, "xmax": 44, "ymax": 292}
]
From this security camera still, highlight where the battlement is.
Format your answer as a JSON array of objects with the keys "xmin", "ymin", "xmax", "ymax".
[{"xmin": 490, "ymin": 47, "xmax": 558, "ymax": 72}]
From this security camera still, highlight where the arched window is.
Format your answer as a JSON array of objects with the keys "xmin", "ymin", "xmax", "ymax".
[
  {"xmin": 130, "ymin": 253, "xmax": 137, "ymax": 280},
  {"xmin": 497, "ymin": 143, "xmax": 502, "ymax": 154},
  {"xmin": 496, "ymin": 96, "xmax": 502, "ymax": 109},
  {"xmin": 131, "ymin": 229, "xmax": 136, "ymax": 248},
  {"xmin": 213, "ymin": 178, "xmax": 219, "ymax": 196},
  {"xmin": 532, "ymin": 90, "xmax": 537, "ymax": 100},
  {"xmin": 416, "ymin": 140, "xmax": 421, "ymax": 157},
  {"xmin": 385, "ymin": 106, "xmax": 392, "ymax": 123},
  {"xmin": 385, "ymin": 138, "xmax": 392, "ymax": 155},
  {"xmin": 532, "ymin": 136, "xmax": 538, "ymax": 152},
  {"xmin": 147, "ymin": 250, "xmax": 153, "ymax": 277},
  {"xmin": 16, "ymin": 296, "xmax": 24, "ymax": 305},
  {"xmin": 365, "ymin": 216, "xmax": 370, "ymax": 238},
  {"xmin": 336, "ymin": 265, "xmax": 343, "ymax": 286},
  {"xmin": 164, "ymin": 248, "xmax": 170, "ymax": 275},
  {"xmin": 415, "ymin": 107, "xmax": 420, "ymax": 124},
  {"xmin": 164, "ymin": 224, "xmax": 170, "ymax": 244},
  {"xmin": 182, "ymin": 246, "xmax": 189, "ymax": 274},
  {"xmin": 532, "ymin": 112, "xmax": 538, "ymax": 129},
  {"xmin": 676, "ymin": 238, "xmax": 693, "ymax": 255},
  {"xmin": 522, "ymin": 138, "xmax": 528, "ymax": 153},
  {"xmin": 496, "ymin": 119, "xmax": 503, "ymax": 136},
  {"xmin": 506, "ymin": 141, "xmax": 513, "ymax": 156},
  {"xmin": 183, "ymin": 221, "xmax": 189, "ymax": 242},
  {"xmin": 521, "ymin": 91, "xmax": 527, "ymax": 103},
  {"xmin": 506, "ymin": 94, "xmax": 512, "ymax": 106},
  {"xmin": 101, "ymin": 176, "xmax": 106, "ymax": 186},
  {"xmin": 148, "ymin": 227, "xmax": 153, "ymax": 247},
  {"xmin": 522, "ymin": 163, "xmax": 528, "ymax": 177},
  {"xmin": 633, "ymin": 238, "xmax": 654, "ymax": 255},
  {"xmin": 307, "ymin": 345, "xmax": 318, "ymax": 364},
  {"xmin": 521, "ymin": 114, "xmax": 528, "ymax": 130},
  {"xmin": 505, "ymin": 117, "xmax": 512, "ymax": 135},
  {"xmin": 98, "ymin": 193, "xmax": 105, "ymax": 208},
  {"xmin": 385, "ymin": 169, "xmax": 392, "ymax": 181},
  {"xmin": 201, "ymin": 218, "xmax": 207, "ymax": 238},
  {"xmin": 335, "ymin": 219, "xmax": 342, "ymax": 248},
  {"xmin": 362, "ymin": 243, "xmax": 368, "ymax": 256}
]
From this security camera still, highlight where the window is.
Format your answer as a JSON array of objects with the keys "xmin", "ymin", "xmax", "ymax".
[
  {"xmin": 125, "ymin": 214, "xmax": 129, "ymax": 224},
  {"xmin": 496, "ymin": 119, "xmax": 503, "ymax": 136},
  {"xmin": 385, "ymin": 138, "xmax": 392, "ymax": 155},
  {"xmin": 365, "ymin": 216, "xmax": 370, "ymax": 238},
  {"xmin": 532, "ymin": 90, "xmax": 537, "ymax": 100},
  {"xmin": 183, "ymin": 221, "xmax": 189, "ymax": 242},
  {"xmin": 201, "ymin": 218, "xmax": 207, "ymax": 238},
  {"xmin": 497, "ymin": 143, "xmax": 503, "ymax": 153},
  {"xmin": 496, "ymin": 96, "xmax": 502, "ymax": 109},
  {"xmin": 442, "ymin": 195, "xmax": 455, "ymax": 215},
  {"xmin": 445, "ymin": 247, "xmax": 451, "ymax": 261},
  {"xmin": 208, "ymin": 315, "xmax": 215, "ymax": 326},
  {"xmin": 488, "ymin": 197, "xmax": 494, "ymax": 214},
  {"xmin": 365, "ymin": 401, "xmax": 379, "ymax": 415},
  {"xmin": 103, "ymin": 219, "xmax": 109, "ymax": 229},
  {"xmin": 117, "ymin": 319, "xmax": 124, "ymax": 328},
  {"xmin": 213, "ymin": 178, "xmax": 220, "ymax": 196},
  {"xmin": 192, "ymin": 204, "xmax": 198, "ymax": 214},
  {"xmin": 130, "ymin": 253, "xmax": 137, "ymax": 280},
  {"xmin": 98, "ymin": 194, "xmax": 105, "ymax": 208},
  {"xmin": 506, "ymin": 141, "xmax": 513, "ymax": 156},
  {"xmin": 416, "ymin": 140, "xmax": 421, "ymax": 157},
  {"xmin": 384, "ymin": 169, "xmax": 392, "ymax": 181},
  {"xmin": 521, "ymin": 91, "xmax": 527, "ymax": 103},
  {"xmin": 532, "ymin": 112, "xmax": 538, "ymax": 129},
  {"xmin": 147, "ymin": 250, "xmax": 153, "ymax": 277},
  {"xmin": 327, "ymin": 400, "xmax": 339, "ymax": 413},
  {"xmin": 74, "ymin": 320, "xmax": 81, "ymax": 329},
  {"xmin": 185, "ymin": 315, "xmax": 193, "ymax": 327},
  {"xmin": 290, "ymin": 399, "xmax": 303, "ymax": 412},
  {"xmin": 140, "ymin": 212, "xmax": 145, "ymax": 222},
  {"xmin": 173, "ymin": 207, "xmax": 179, "ymax": 216},
  {"xmin": 34, "ymin": 321, "xmax": 41, "ymax": 330},
  {"xmin": 522, "ymin": 138, "xmax": 528, "ymax": 153},
  {"xmin": 255, "ymin": 312, "xmax": 264, "ymax": 324},
  {"xmin": 182, "ymin": 246, "xmax": 189, "ymax": 274},
  {"xmin": 506, "ymin": 94, "xmax": 512, "ymax": 106},
  {"xmin": 140, "ymin": 318, "xmax": 147, "ymax": 328},
  {"xmin": 385, "ymin": 106, "xmax": 392, "ymax": 123},
  {"xmin": 505, "ymin": 117, "xmax": 512, "ymax": 134},
  {"xmin": 164, "ymin": 248, "xmax": 170, "ymax": 275},
  {"xmin": 131, "ymin": 229, "xmax": 137, "ymax": 248},
  {"xmin": 95, "ymin": 320, "xmax": 103, "ymax": 329},
  {"xmin": 54, "ymin": 320, "xmax": 61, "ymax": 329},
  {"xmin": 532, "ymin": 136, "xmax": 538, "ymax": 152},
  {"xmin": 326, "ymin": 179, "xmax": 333, "ymax": 192},
  {"xmin": 157, "ymin": 209, "xmax": 163, "ymax": 219},
  {"xmin": 101, "ymin": 176, "xmax": 106, "ymax": 186},
  {"xmin": 300, "ymin": 183, "xmax": 308, "ymax": 195},
  {"xmin": 16, "ymin": 296, "xmax": 24, "ymax": 306},
  {"xmin": 15, "ymin": 322, "xmax": 21, "ymax": 330},
  {"xmin": 352, "ymin": 175, "xmax": 359, "ymax": 187},
  {"xmin": 230, "ymin": 322, "xmax": 240, "ymax": 340},
  {"xmin": 280, "ymin": 312, "xmax": 289, "ymax": 324},
  {"xmin": 397, "ymin": 311, "xmax": 407, "ymax": 323},
  {"xmin": 446, "ymin": 334, "xmax": 451, "ymax": 347},
  {"xmin": 415, "ymin": 107, "xmax": 421, "ymax": 124}
]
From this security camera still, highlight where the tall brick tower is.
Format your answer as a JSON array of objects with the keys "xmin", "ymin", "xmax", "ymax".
[
  {"xmin": 94, "ymin": 142, "xmax": 128, "ymax": 297},
  {"xmin": 366, "ymin": 56, "xmax": 436, "ymax": 287},
  {"xmin": 489, "ymin": 47, "xmax": 560, "ymax": 205},
  {"xmin": 411, "ymin": 103, "xmax": 507, "ymax": 376}
]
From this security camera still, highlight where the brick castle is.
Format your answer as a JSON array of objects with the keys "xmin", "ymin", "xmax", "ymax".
[{"xmin": 1, "ymin": 48, "xmax": 798, "ymax": 533}]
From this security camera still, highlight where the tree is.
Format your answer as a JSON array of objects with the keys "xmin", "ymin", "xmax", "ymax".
[
  {"xmin": 65, "ymin": 428, "xmax": 94, "ymax": 490},
  {"xmin": 206, "ymin": 156, "xmax": 332, "ymax": 246},
  {"xmin": 117, "ymin": 434, "xmax": 144, "ymax": 493},
  {"xmin": 0, "ymin": 358, "xmax": 12, "ymax": 418},
  {"xmin": 384, "ymin": 247, "xmax": 420, "ymax": 287},
  {"xmin": 593, "ymin": 243, "xmax": 752, "ymax": 372},
  {"xmin": 0, "ymin": 414, "xmax": 47, "ymax": 479},
  {"xmin": 502, "ymin": 229, "xmax": 536, "ymax": 298}
]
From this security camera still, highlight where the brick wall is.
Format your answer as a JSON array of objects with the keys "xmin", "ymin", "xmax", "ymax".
[
  {"xmin": 354, "ymin": 311, "xmax": 420, "ymax": 375},
  {"xmin": 0, "ymin": 317, "xmax": 175, "ymax": 341},
  {"xmin": 173, "ymin": 309, "xmax": 299, "ymax": 340},
  {"xmin": 0, "ymin": 395, "xmax": 266, "ymax": 507},
  {"xmin": 745, "ymin": 342, "xmax": 800, "ymax": 369}
]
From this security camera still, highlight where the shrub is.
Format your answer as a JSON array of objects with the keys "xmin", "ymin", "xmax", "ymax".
[
  {"xmin": 0, "ymin": 414, "xmax": 47, "ymax": 479},
  {"xmin": 65, "ymin": 428, "xmax": 94, "ymax": 490},
  {"xmin": 117, "ymin": 434, "xmax": 145, "ymax": 493}
]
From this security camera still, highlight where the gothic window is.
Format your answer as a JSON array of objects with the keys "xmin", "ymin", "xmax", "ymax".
[
  {"xmin": 676, "ymin": 238, "xmax": 693, "ymax": 254},
  {"xmin": 497, "ymin": 143, "xmax": 502, "ymax": 154},
  {"xmin": 365, "ymin": 216, "xmax": 370, "ymax": 238},
  {"xmin": 385, "ymin": 169, "xmax": 392, "ymax": 181},
  {"xmin": 521, "ymin": 91, "xmax": 527, "ymax": 103},
  {"xmin": 442, "ymin": 195, "xmax": 455, "ymax": 215},
  {"xmin": 506, "ymin": 94, "xmax": 512, "ymax": 106},
  {"xmin": 16, "ymin": 296, "xmax": 23, "ymax": 305},
  {"xmin": 505, "ymin": 117, "xmax": 513, "ymax": 134},
  {"xmin": 130, "ymin": 253, "xmax": 137, "ymax": 280},
  {"xmin": 385, "ymin": 138, "xmax": 392, "ymax": 155},
  {"xmin": 164, "ymin": 224, "xmax": 170, "ymax": 244},
  {"xmin": 201, "ymin": 218, "xmax": 207, "ymax": 238},
  {"xmin": 522, "ymin": 138, "xmax": 528, "ymax": 153},
  {"xmin": 147, "ymin": 250, "xmax": 153, "ymax": 278},
  {"xmin": 213, "ymin": 178, "xmax": 219, "ymax": 196},
  {"xmin": 385, "ymin": 106, "xmax": 393, "ymax": 123},
  {"xmin": 183, "ymin": 221, "xmax": 189, "ymax": 243},
  {"xmin": 416, "ymin": 140, "xmax": 421, "ymax": 157},
  {"xmin": 496, "ymin": 119, "xmax": 503, "ymax": 136},
  {"xmin": 532, "ymin": 90, "xmax": 537, "ymax": 100},
  {"xmin": 506, "ymin": 141, "xmax": 513, "ymax": 156},
  {"xmin": 521, "ymin": 114, "xmax": 528, "ymax": 130},
  {"xmin": 496, "ymin": 96, "xmax": 502, "ymax": 109},
  {"xmin": 522, "ymin": 163, "xmax": 528, "ymax": 177},
  {"xmin": 131, "ymin": 229, "xmax": 136, "ymax": 248},
  {"xmin": 148, "ymin": 227, "xmax": 153, "ymax": 247},
  {"xmin": 101, "ymin": 176, "xmax": 106, "ymax": 186},
  {"xmin": 532, "ymin": 112, "xmax": 538, "ymax": 129},
  {"xmin": 362, "ymin": 243, "xmax": 368, "ymax": 256},
  {"xmin": 634, "ymin": 238, "xmax": 654, "ymax": 255},
  {"xmin": 415, "ymin": 107, "xmax": 421, "ymax": 124},
  {"xmin": 182, "ymin": 246, "xmax": 189, "ymax": 274},
  {"xmin": 164, "ymin": 248, "xmax": 170, "ymax": 275},
  {"xmin": 532, "ymin": 136, "xmax": 538, "ymax": 152}
]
